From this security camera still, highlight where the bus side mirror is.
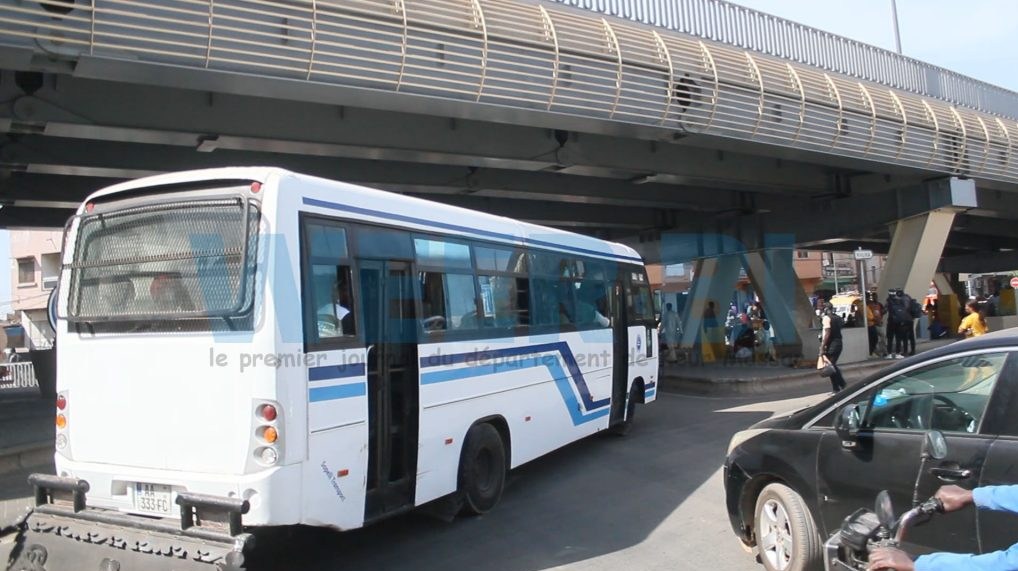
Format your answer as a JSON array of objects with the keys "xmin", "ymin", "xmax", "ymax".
[{"xmin": 835, "ymin": 405, "xmax": 861, "ymax": 448}]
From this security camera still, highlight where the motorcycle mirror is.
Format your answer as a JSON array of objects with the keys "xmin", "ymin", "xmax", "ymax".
[
  {"xmin": 923, "ymin": 430, "xmax": 948, "ymax": 460},
  {"xmin": 835, "ymin": 405, "xmax": 861, "ymax": 447},
  {"xmin": 875, "ymin": 490, "xmax": 895, "ymax": 529}
]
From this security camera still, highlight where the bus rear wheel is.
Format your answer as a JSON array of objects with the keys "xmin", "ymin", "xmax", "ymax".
[{"xmin": 458, "ymin": 423, "xmax": 506, "ymax": 516}]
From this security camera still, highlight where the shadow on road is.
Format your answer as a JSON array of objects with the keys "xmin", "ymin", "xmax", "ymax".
[{"xmin": 250, "ymin": 395, "xmax": 778, "ymax": 571}]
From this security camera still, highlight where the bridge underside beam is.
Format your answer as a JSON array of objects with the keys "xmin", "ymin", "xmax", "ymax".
[{"xmin": 940, "ymin": 251, "xmax": 1018, "ymax": 274}]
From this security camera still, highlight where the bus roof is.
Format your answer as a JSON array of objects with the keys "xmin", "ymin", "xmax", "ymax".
[{"xmin": 82, "ymin": 167, "xmax": 644, "ymax": 265}]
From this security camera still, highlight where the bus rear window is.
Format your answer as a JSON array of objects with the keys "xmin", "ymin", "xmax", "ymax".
[{"xmin": 67, "ymin": 197, "xmax": 259, "ymax": 323}]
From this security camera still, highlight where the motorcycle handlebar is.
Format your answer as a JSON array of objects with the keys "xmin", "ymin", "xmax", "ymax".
[{"xmin": 893, "ymin": 497, "xmax": 944, "ymax": 544}]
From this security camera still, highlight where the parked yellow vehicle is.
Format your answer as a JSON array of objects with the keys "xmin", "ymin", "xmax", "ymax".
[{"xmin": 829, "ymin": 292, "xmax": 863, "ymax": 326}]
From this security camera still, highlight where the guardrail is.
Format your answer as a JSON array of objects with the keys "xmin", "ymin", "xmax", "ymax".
[
  {"xmin": 0, "ymin": 0, "xmax": 1016, "ymax": 184},
  {"xmin": 550, "ymin": 0, "xmax": 1018, "ymax": 121},
  {"xmin": 0, "ymin": 362, "xmax": 39, "ymax": 393}
]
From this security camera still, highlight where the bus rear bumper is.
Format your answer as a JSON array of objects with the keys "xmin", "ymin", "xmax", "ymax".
[{"xmin": 52, "ymin": 457, "xmax": 303, "ymax": 527}]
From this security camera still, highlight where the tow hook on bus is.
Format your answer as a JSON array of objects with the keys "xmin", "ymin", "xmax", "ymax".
[{"xmin": 4, "ymin": 474, "xmax": 254, "ymax": 571}]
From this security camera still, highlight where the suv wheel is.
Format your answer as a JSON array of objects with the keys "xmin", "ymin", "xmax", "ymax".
[{"xmin": 753, "ymin": 483, "xmax": 822, "ymax": 571}]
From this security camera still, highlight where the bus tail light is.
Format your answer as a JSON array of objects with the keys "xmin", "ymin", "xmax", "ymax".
[
  {"xmin": 260, "ymin": 426, "xmax": 278, "ymax": 444},
  {"xmin": 252, "ymin": 400, "xmax": 282, "ymax": 468},
  {"xmin": 55, "ymin": 392, "xmax": 69, "ymax": 453},
  {"xmin": 258, "ymin": 447, "xmax": 278, "ymax": 465},
  {"xmin": 259, "ymin": 404, "xmax": 277, "ymax": 422}
]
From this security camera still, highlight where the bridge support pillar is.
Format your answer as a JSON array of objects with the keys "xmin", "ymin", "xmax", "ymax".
[
  {"xmin": 877, "ymin": 210, "xmax": 956, "ymax": 301},
  {"xmin": 678, "ymin": 255, "xmax": 742, "ymax": 361},
  {"xmin": 742, "ymin": 250, "xmax": 816, "ymax": 358}
]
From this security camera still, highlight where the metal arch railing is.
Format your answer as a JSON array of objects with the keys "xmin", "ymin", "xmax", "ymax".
[
  {"xmin": 1, "ymin": 0, "xmax": 1017, "ymax": 185},
  {"xmin": 550, "ymin": 0, "xmax": 1018, "ymax": 122},
  {"xmin": 0, "ymin": 362, "xmax": 39, "ymax": 392}
]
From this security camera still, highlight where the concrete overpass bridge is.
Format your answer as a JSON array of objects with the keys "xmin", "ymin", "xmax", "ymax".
[{"xmin": 2, "ymin": 0, "xmax": 1018, "ymax": 353}]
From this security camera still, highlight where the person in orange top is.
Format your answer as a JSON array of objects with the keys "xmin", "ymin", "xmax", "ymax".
[{"xmin": 958, "ymin": 300, "xmax": 989, "ymax": 338}]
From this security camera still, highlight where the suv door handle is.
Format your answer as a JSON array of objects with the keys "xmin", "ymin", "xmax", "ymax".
[{"xmin": 930, "ymin": 466, "xmax": 973, "ymax": 481}]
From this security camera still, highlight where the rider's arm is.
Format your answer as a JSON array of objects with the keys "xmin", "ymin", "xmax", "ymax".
[
  {"xmin": 914, "ymin": 542, "xmax": 1018, "ymax": 571},
  {"xmin": 973, "ymin": 485, "xmax": 1018, "ymax": 514}
]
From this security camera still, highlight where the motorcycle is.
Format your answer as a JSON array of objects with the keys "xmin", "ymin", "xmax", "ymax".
[{"xmin": 823, "ymin": 429, "xmax": 949, "ymax": 571}]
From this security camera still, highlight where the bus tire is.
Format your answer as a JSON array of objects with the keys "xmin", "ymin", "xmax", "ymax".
[
  {"xmin": 458, "ymin": 423, "xmax": 506, "ymax": 516},
  {"xmin": 609, "ymin": 384, "xmax": 640, "ymax": 436}
]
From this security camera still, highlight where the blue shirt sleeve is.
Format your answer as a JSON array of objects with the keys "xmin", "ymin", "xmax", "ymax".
[
  {"xmin": 974, "ymin": 486, "xmax": 1018, "ymax": 514},
  {"xmin": 915, "ymin": 544, "xmax": 1018, "ymax": 571},
  {"xmin": 913, "ymin": 486, "xmax": 1018, "ymax": 571}
]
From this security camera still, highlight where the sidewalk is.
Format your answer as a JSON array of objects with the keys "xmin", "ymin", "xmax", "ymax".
[{"xmin": 660, "ymin": 337, "xmax": 957, "ymax": 396}]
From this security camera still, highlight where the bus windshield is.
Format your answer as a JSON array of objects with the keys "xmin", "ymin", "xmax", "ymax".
[{"xmin": 67, "ymin": 196, "xmax": 259, "ymax": 323}]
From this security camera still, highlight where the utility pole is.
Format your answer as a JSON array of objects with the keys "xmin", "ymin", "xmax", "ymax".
[
  {"xmin": 890, "ymin": 0, "xmax": 903, "ymax": 54},
  {"xmin": 831, "ymin": 252, "xmax": 839, "ymax": 294}
]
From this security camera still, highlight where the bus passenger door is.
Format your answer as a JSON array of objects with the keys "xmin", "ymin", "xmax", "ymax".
[
  {"xmin": 609, "ymin": 280, "xmax": 629, "ymax": 426},
  {"xmin": 359, "ymin": 259, "xmax": 420, "ymax": 522}
]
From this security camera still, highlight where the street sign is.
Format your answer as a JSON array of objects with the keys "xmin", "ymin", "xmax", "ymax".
[
  {"xmin": 1011, "ymin": 277, "xmax": 1018, "ymax": 289},
  {"xmin": 853, "ymin": 249, "xmax": 873, "ymax": 260}
]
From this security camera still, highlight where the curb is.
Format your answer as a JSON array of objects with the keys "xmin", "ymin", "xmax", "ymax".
[
  {"xmin": 0, "ymin": 442, "xmax": 53, "ymax": 477},
  {"xmin": 660, "ymin": 360, "xmax": 892, "ymax": 396}
]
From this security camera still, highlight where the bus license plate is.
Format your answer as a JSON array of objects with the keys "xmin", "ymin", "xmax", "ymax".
[{"xmin": 134, "ymin": 483, "xmax": 173, "ymax": 516}]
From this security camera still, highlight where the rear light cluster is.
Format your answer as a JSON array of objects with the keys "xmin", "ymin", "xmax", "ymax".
[
  {"xmin": 254, "ymin": 403, "xmax": 280, "ymax": 466},
  {"xmin": 55, "ymin": 392, "xmax": 68, "ymax": 451}
]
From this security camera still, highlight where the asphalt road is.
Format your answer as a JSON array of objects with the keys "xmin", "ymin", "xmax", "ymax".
[
  {"xmin": 251, "ymin": 384, "xmax": 833, "ymax": 571},
  {"xmin": 0, "ymin": 383, "xmax": 836, "ymax": 571}
]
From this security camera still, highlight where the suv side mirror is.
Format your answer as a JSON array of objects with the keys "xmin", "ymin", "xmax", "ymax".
[{"xmin": 835, "ymin": 404, "xmax": 861, "ymax": 447}]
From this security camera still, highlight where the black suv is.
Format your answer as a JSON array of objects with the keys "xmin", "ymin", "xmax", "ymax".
[{"xmin": 724, "ymin": 330, "xmax": 1018, "ymax": 571}]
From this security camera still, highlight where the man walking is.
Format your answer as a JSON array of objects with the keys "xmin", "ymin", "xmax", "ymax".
[
  {"xmin": 885, "ymin": 290, "xmax": 902, "ymax": 359},
  {"xmin": 660, "ymin": 302, "xmax": 681, "ymax": 363}
]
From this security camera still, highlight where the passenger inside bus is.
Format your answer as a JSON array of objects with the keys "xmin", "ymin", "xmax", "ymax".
[
  {"xmin": 150, "ymin": 273, "xmax": 195, "ymax": 313},
  {"xmin": 316, "ymin": 267, "xmax": 355, "ymax": 338}
]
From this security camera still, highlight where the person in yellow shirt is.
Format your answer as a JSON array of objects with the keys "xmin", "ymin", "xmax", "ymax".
[{"xmin": 958, "ymin": 300, "xmax": 989, "ymax": 338}]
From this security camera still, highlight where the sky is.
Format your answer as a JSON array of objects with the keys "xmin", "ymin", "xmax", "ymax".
[
  {"xmin": 0, "ymin": 1, "xmax": 1015, "ymax": 315},
  {"xmin": 727, "ymin": 0, "xmax": 1018, "ymax": 92}
]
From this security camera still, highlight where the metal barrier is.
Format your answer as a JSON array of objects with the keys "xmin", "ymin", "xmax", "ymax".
[
  {"xmin": 550, "ymin": 0, "xmax": 1018, "ymax": 121},
  {"xmin": 0, "ymin": 362, "xmax": 40, "ymax": 391},
  {"xmin": 0, "ymin": 0, "xmax": 1016, "ymax": 184}
]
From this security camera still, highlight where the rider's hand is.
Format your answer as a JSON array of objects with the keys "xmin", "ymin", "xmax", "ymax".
[
  {"xmin": 868, "ymin": 547, "xmax": 915, "ymax": 571},
  {"xmin": 935, "ymin": 485, "xmax": 974, "ymax": 512}
]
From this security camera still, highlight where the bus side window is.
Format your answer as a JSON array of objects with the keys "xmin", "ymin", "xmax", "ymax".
[
  {"xmin": 475, "ymin": 245, "xmax": 529, "ymax": 330},
  {"xmin": 303, "ymin": 221, "xmax": 356, "ymax": 343},
  {"xmin": 414, "ymin": 237, "xmax": 478, "ymax": 333},
  {"xmin": 419, "ymin": 271, "xmax": 478, "ymax": 332}
]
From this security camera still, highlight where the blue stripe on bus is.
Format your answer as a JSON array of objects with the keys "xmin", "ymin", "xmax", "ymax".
[
  {"xmin": 309, "ymin": 382, "xmax": 367, "ymax": 402},
  {"xmin": 419, "ymin": 343, "xmax": 610, "ymax": 425},
  {"xmin": 301, "ymin": 197, "xmax": 643, "ymax": 263},
  {"xmin": 644, "ymin": 388, "xmax": 656, "ymax": 400},
  {"xmin": 309, "ymin": 363, "xmax": 366, "ymax": 382}
]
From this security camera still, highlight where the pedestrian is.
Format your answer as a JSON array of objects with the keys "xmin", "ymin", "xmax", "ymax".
[
  {"xmin": 865, "ymin": 292, "xmax": 881, "ymax": 357},
  {"xmin": 885, "ymin": 290, "xmax": 902, "ymax": 359},
  {"xmin": 819, "ymin": 302, "xmax": 847, "ymax": 392},
  {"xmin": 660, "ymin": 302, "xmax": 681, "ymax": 363},
  {"xmin": 901, "ymin": 290, "xmax": 920, "ymax": 356},
  {"xmin": 958, "ymin": 300, "xmax": 989, "ymax": 338}
]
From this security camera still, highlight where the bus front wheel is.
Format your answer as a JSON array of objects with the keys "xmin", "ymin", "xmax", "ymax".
[{"xmin": 458, "ymin": 423, "xmax": 506, "ymax": 516}]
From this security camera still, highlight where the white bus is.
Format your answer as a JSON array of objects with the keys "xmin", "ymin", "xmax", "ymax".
[{"xmin": 11, "ymin": 167, "xmax": 658, "ymax": 571}]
